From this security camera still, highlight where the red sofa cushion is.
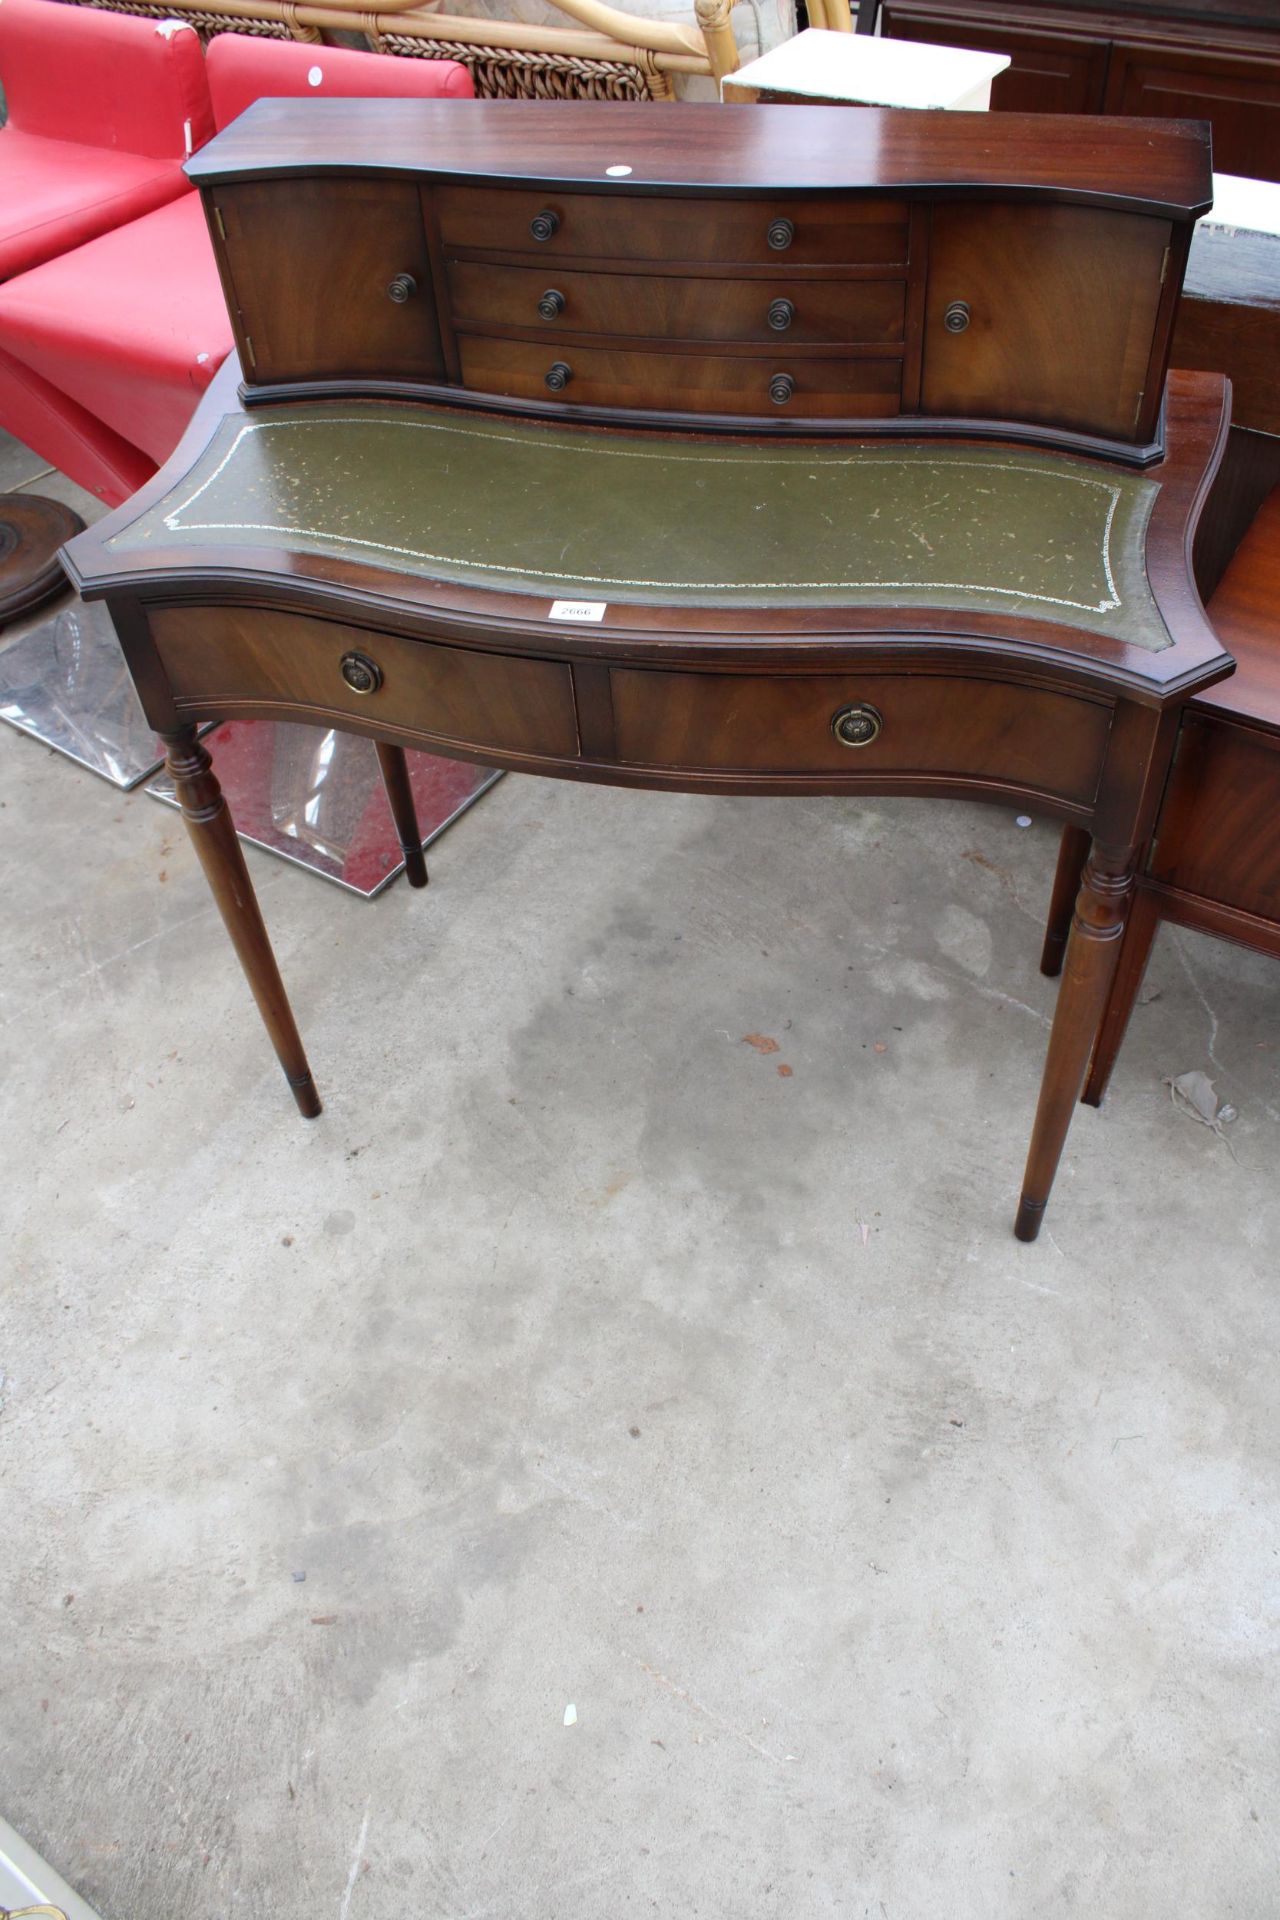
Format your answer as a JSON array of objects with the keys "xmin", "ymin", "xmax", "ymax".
[
  {"xmin": 0, "ymin": 196, "xmax": 231, "ymax": 462},
  {"xmin": 205, "ymin": 31, "xmax": 473, "ymax": 129},
  {"xmin": 0, "ymin": 132, "xmax": 193, "ymax": 281}
]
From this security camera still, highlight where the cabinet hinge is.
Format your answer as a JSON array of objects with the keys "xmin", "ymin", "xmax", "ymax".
[
  {"xmin": 1159, "ymin": 243, "xmax": 1171, "ymax": 286},
  {"xmin": 1134, "ymin": 388, "xmax": 1146, "ymax": 428},
  {"xmin": 243, "ymin": 335, "xmax": 257, "ymax": 371},
  {"xmin": 213, "ymin": 204, "xmax": 227, "ymax": 243}
]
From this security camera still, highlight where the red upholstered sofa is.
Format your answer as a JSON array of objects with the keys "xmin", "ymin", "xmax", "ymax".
[
  {"xmin": 0, "ymin": 0, "xmax": 212, "ymax": 278},
  {"xmin": 0, "ymin": 31, "xmax": 473, "ymax": 505},
  {"xmin": 0, "ymin": 0, "xmax": 214, "ymax": 499}
]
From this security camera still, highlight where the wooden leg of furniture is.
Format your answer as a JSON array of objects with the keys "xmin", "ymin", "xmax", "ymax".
[
  {"xmin": 163, "ymin": 726, "xmax": 322, "ymax": 1119},
  {"xmin": 1014, "ymin": 841, "xmax": 1134, "ymax": 1240},
  {"xmin": 1040, "ymin": 824, "xmax": 1091, "ymax": 977},
  {"xmin": 374, "ymin": 740, "xmax": 428, "ymax": 889},
  {"xmin": 1080, "ymin": 884, "xmax": 1162, "ymax": 1109}
]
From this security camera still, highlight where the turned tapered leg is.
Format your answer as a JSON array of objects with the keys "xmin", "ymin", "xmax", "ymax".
[
  {"xmin": 1014, "ymin": 841, "xmax": 1135, "ymax": 1241},
  {"xmin": 1040, "ymin": 824, "xmax": 1091, "ymax": 978},
  {"xmin": 164, "ymin": 726, "xmax": 321, "ymax": 1118},
  {"xmin": 375, "ymin": 741, "xmax": 428, "ymax": 889},
  {"xmin": 1081, "ymin": 886, "xmax": 1161, "ymax": 1109}
]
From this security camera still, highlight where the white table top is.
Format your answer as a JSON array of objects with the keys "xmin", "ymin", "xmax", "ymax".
[{"xmin": 724, "ymin": 28, "xmax": 1010, "ymax": 109}]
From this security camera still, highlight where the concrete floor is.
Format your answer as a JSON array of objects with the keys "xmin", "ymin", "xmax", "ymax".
[{"xmin": 2, "ymin": 434, "xmax": 1279, "ymax": 1919}]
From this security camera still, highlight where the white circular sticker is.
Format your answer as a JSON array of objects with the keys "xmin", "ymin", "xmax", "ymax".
[
  {"xmin": 605, "ymin": 164, "xmax": 632, "ymax": 177},
  {"xmin": 307, "ymin": 64, "xmax": 324, "ymax": 86}
]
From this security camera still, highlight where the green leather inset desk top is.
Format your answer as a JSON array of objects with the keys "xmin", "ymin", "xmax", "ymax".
[{"xmin": 111, "ymin": 403, "xmax": 1170, "ymax": 650}]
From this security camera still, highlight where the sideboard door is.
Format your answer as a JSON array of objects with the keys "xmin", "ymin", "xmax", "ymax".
[
  {"xmin": 211, "ymin": 178, "xmax": 443, "ymax": 385},
  {"xmin": 920, "ymin": 203, "xmax": 1171, "ymax": 442}
]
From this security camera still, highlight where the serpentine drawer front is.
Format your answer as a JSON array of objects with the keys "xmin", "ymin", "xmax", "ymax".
[
  {"xmin": 146, "ymin": 604, "xmax": 579, "ymax": 760},
  {"xmin": 436, "ymin": 187, "xmax": 911, "ymax": 269},
  {"xmin": 445, "ymin": 262, "xmax": 908, "ymax": 348},
  {"xmin": 457, "ymin": 337, "xmax": 902, "ymax": 416},
  {"xmin": 608, "ymin": 668, "xmax": 1111, "ymax": 800}
]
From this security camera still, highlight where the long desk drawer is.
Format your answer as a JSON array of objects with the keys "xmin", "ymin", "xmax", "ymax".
[
  {"xmin": 436, "ymin": 186, "xmax": 910, "ymax": 268},
  {"xmin": 609, "ymin": 667, "xmax": 1110, "ymax": 802},
  {"xmin": 458, "ymin": 335, "xmax": 902, "ymax": 417},
  {"xmin": 446, "ymin": 261, "xmax": 907, "ymax": 346},
  {"xmin": 148, "ymin": 606, "xmax": 579, "ymax": 760}
]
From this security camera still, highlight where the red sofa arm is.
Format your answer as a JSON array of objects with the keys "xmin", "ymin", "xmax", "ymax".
[{"xmin": 0, "ymin": 0, "xmax": 214, "ymax": 158}]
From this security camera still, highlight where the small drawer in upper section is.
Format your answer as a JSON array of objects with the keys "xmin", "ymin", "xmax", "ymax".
[
  {"xmin": 210, "ymin": 179, "xmax": 443, "ymax": 385},
  {"xmin": 446, "ymin": 262, "xmax": 907, "ymax": 347},
  {"xmin": 436, "ymin": 187, "xmax": 911, "ymax": 269},
  {"xmin": 457, "ymin": 335, "xmax": 902, "ymax": 417}
]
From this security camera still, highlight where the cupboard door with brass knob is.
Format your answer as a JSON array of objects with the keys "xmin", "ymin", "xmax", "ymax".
[
  {"xmin": 919, "ymin": 204, "xmax": 1172, "ymax": 442},
  {"xmin": 210, "ymin": 179, "xmax": 443, "ymax": 384}
]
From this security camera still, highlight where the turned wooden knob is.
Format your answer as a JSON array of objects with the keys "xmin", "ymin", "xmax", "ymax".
[
  {"xmin": 538, "ymin": 288, "xmax": 566, "ymax": 320},
  {"xmin": 544, "ymin": 361, "xmax": 572, "ymax": 392},
  {"xmin": 769, "ymin": 371, "xmax": 795, "ymax": 405},
  {"xmin": 530, "ymin": 209, "xmax": 560, "ymax": 242}
]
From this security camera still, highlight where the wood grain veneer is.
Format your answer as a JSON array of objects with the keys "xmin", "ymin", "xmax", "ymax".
[
  {"xmin": 187, "ymin": 100, "xmax": 1214, "ymax": 215},
  {"xmin": 1042, "ymin": 488, "xmax": 1280, "ymax": 1105},
  {"xmin": 191, "ymin": 100, "xmax": 1211, "ymax": 456},
  {"xmin": 59, "ymin": 108, "xmax": 1239, "ymax": 1240},
  {"xmin": 881, "ymin": 0, "xmax": 1280, "ymax": 183}
]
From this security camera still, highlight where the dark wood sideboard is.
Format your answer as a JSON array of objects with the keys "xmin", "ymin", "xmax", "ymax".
[
  {"xmin": 881, "ymin": 0, "xmax": 1280, "ymax": 184},
  {"xmin": 61, "ymin": 102, "xmax": 1234, "ymax": 1241}
]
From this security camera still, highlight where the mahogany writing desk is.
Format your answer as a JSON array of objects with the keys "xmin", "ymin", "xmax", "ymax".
[{"xmin": 61, "ymin": 101, "xmax": 1235, "ymax": 1240}]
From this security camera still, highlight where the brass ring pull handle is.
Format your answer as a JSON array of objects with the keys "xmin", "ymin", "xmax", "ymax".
[
  {"xmin": 943, "ymin": 300, "xmax": 971, "ymax": 334},
  {"xmin": 544, "ymin": 361, "xmax": 572, "ymax": 391},
  {"xmin": 530, "ymin": 209, "xmax": 560, "ymax": 242},
  {"xmin": 386, "ymin": 273, "xmax": 417, "ymax": 304},
  {"xmin": 766, "ymin": 216, "xmax": 795, "ymax": 251},
  {"xmin": 767, "ymin": 297, "xmax": 795, "ymax": 332},
  {"xmin": 538, "ymin": 288, "xmax": 566, "ymax": 320},
  {"xmin": 769, "ymin": 371, "xmax": 795, "ymax": 405},
  {"xmin": 340, "ymin": 651, "xmax": 383, "ymax": 696},
  {"xmin": 831, "ymin": 702, "xmax": 883, "ymax": 748}
]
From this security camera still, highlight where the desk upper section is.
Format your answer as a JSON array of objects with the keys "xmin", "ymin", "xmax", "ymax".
[{"xmin": 189, "ymin": 102, "xmax": 1212, "ymax": 462}]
